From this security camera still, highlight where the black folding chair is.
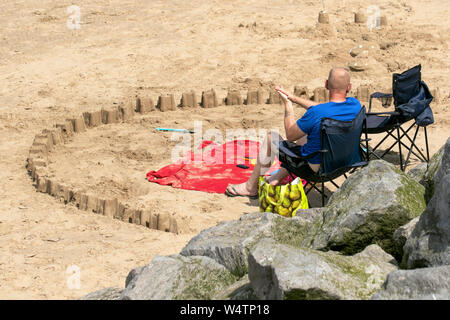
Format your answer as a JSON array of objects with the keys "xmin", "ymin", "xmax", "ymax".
[
  {"xmin": 365, "ymin": 65, "xmax": 434, "ymax": 171},
  {"xmin": 278, "ymin": 107, "xmax": 368, "ymax": 207}
]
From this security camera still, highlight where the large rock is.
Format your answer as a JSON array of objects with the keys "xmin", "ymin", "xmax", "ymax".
[
  {"xmin": 392, "ymin": 217, "xmax": 420, "ymax": 262},
  {"xmin": 424, "ymin": 140, "xmax": 447, "ymax": 201},
  {"xmin": 371, "ymin": 265, "xmax": 450, "ymax": 300},
  {"xmin": 402, "ymin": 139, "xmax": 447, "ymax": 202},
  {"xmin": 125, "ymin": 266, "xmax": 144, "ymax": 287},
  {"xmin": 120, "ymin": 255, "xmax": 237, "ymax": 300},
  {"xmin": 310, "ymin": 160, "xmax": 426, "ymax": 256},
  {"xmin": 180, "ymin": 209, "xmax": 323, "ymax": 276},
  {"xmin": 212, "ymin": 275, "xmax": 257, "ymax": 300},
  {"xmin": 432, "ymin": 138, "xmax": 450, "ymax": 186},
  {"xmin": 407, "ymin": 162, "xmax": 428, "ymax": 184},
  {"xmin": 402, "ymin": 174, "xmax": 450, "ymax": 268},
  {"xmin": 248, "ymin": 239, "xmax": 397, "ymax": 300},
  {"xmin": 79, "ymin": 287, "xmax": 123, "ymax": 300}
]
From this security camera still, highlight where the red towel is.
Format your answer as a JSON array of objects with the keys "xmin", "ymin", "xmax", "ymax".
[{"xmin": 146, "ymin": 139, "xmax": 290, "ymax": 193}]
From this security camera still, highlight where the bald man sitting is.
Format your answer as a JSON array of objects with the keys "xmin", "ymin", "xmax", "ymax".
[{"xmin": 225, "ymin": 67, "xmax": 361, "ymax": 198}]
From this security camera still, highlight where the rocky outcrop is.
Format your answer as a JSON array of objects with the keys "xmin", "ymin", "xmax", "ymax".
[
  {"xmin": 402, "ymin": 174, "xmax": 450, "ymax": 268},
  {"xmin": 125, "ymin": 266, "xmax": 144, "ymax": 288},
  {"xmin": 310, "ymin": 160, "xmax": 426, "ymax": 256},
  {"xmin": 392, "ymin": 217, "xmax": 420, "ymax": 262},
  {"xmin": 248, "ymin": 240, "xmax": 397, "ymax": 300},
  {"xmin": 212, "ymin": 275, "xmax": 257, "ymax": 300},
  {"xmin": 407, "ymin": 162, "xmax": 428, "ymax": 184},
  {"xmin": 405, "ymin": 139, "xmax": 447, "ymax": 204},
  {"xmin": 433, "ymin": 138, "xmax": 450, "ymax": 187},
  {"xmin": 180, "ymin": 209, "xmax": 323, "ymax": 276},
  {"xmin": 180, "ymin": 212, "xmax": 275, "ymax": 276},
  {"xmin": 424, "ymin": 141, "xmax": 446, "ymax": 201},
  {"xmin": 371, "ymin": 265, "xmax": 450, "ymax": 300},
  {"xmin": 399, "ymin": 138, "xmax": 449, "ymax": 269},
  {"xmin": 79, "ymin": 287, "xmax": 123, "ymax": 300},
  {"xmin": 120, "ymin": 255, "xmax": 237, "ymax": 300},
  {"xmin": 180, "ymin": 160, "xmax": 429, "ymax": 274}
]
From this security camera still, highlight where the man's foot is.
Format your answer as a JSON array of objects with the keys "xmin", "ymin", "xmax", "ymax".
[{"xmin": 225, "ymin": 182, "xmax": 258, "ymax": 199}]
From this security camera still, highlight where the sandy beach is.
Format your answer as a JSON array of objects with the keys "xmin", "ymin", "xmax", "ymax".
[{"xmin": 0, "ymin": 0, "xmax": 449, "ymax": 299}]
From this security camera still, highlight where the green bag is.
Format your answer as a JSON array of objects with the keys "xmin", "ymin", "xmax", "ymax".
[{"xmin": 258, "ymin": 176, "xmax": 309, "ymax": 217}]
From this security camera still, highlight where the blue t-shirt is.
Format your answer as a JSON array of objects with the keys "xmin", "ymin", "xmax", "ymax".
[{"xmin": 296, "ymin": 97, "xmax": 361, "ymax": 164}]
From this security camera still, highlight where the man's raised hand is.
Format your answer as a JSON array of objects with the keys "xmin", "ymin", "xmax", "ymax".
[
  {"xmin": 275, "ymin": 85, "xmax": 291, "ymax": 103},
  {"xmin": 275, "ymin": 85, "xmax": 291, "ymax": 100}
]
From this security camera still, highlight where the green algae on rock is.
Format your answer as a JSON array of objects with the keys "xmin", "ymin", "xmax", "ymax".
[
  {"xmin": 310, "ymin": 160, "xmax": 426, "ymax": 257},
  {"xmin": 120, "ymin": 255, "xmax": 237, "ymax": 300},
  {"xmin": 248, "ymin": 239, "xmax": 397, "ymax": 300}
]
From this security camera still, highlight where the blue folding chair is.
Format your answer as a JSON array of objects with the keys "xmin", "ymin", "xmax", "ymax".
[
  {"xmin": 365, "ymin": 65, "xmax": 434, "ymax": 171},
  {"xmin": 278, "ymin": 107, "xmax": 368, "ymax": 206}
]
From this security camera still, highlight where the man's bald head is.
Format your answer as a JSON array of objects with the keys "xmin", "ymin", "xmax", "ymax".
[{"xmin": 326, "ymin": 67, "xmax": 351, "ymax": 92}]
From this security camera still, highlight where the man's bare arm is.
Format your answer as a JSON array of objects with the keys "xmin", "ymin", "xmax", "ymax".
[
  {"xmin": 275, "ymin": 85, "xmax": 316, "ymax": 110},
  {"xmin": 279, "ymin": 91, "xmax": 306, "ymax": 142},
  {"xmin": 288, "ymin": 95, "xmax": 316, "ymax": 110}
]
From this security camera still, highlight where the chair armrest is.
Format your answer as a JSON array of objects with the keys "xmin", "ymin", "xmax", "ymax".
[
  {"xmin": 370, "ymin": 92, "xmax": 393, "ymax": 99},
  {"xmin": 368, "ymin": 92, "xmax": 394, "ymax": 112},
  {"xmin": 289, "ymin": 149, "xmax": 328, "ymax": 160},
  {"xmin": 367, "ymin": 111, "xmax": 400, "ymax": 116}
]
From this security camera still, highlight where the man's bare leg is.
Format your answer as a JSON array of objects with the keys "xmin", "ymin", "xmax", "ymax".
[
  {"xmin": 264, "ymin": 135, "xmax": 307, "ymax": 185},
  {"xmin": 265, "ymin": 167, "xmax": 289, "ymax": 185},
  {"xmin": 226, "ymin": 131, "xmax": 282, "ymax": 196}
]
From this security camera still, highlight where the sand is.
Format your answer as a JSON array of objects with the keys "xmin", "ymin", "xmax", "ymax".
[{"xmin": 0, "ymin": 0, "xmax": 449, "ymax": 299}]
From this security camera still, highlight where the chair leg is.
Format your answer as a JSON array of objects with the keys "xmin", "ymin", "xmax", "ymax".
[
  {"xmin": 379, "ymin": 123, "xmax": 416, "ymax": 159},
  {"xmin": 365, "ymin": 125, "xmax": 370, "ymax": 161},
  {"xmin": 330, "ymin": 180, "xmax": 340, "ymax": 189},
  {"xmin": 397, "ymin": 125, "xmax": 404, "ymax": 171},
  {"xmin": 362, "ymin": 141, "xmax": 379, "ymax": 160},
  {"xmin": 399, "ymin": 125, "xmax": 428, "ymax": 162},
  {"xmin": 372, "ymin": 128, "xmax": 396, "ymax": 155},
  {"xmin": 380, "ymin": 125, "xmax": 415, "ymax": 158},
  {"xmin": 404, "ymin": 125, "xmax": 420, "ymax": 169},
  {"xmin": 309, "ymin": 182, "xmax": 324, "ymax": 195},
  {"xmin": 321, "ymin": 181, "xmax": 325, "ymax": 207},
  {"xmin": 383, "ymin": 136, "xmax": 424, "ymax": 161},
  {"xmin": 424, "ymin": 126, "xmax": 430, "ymax": 163},
  {"xmin": 369, "ymin": 122, "xmax": 425, "ymax": 169}
]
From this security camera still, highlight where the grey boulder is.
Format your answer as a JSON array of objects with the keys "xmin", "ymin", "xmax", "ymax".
[
  {"xmin": 248, "ymin": 239, "xmax": 397, "ymax": 300},
  {"xmin": 212, "ymin": 274, "xmax": 257, "ymax": 300},
  {"xmin": 79, "ymin": 287, "xmax": 123, "ymax": 300},
  {"xmin": 125, "ymin": 266, "xmax": 144, "ymax": 287},
  {"xmin": 392, "ymin": 217, "xmax": 420, "ymax": 262},
  {"xmin": 402, "ymin": 174, "xmax": 450, "ymax": 268},
  {"xmin": 371, "ymin": 265, "xmax": 450, "ymax": 300},
  {"xmin": 407, "ymin": 162, "xmax": 428, "ymax": 184},
  {"xmin": 180, "ymin": 209, "xmax": 323, "ymax": 276},
  {"xmin": 432, "ymin": 138, "xmax": 450, "ymax": 187},
  {"xmin": 424, "ymin": 139, "xmax": 447, "ymax": 201},
  {"xmin": 120, "ymin": 254, "xmax": 237, "ymax": 300},
  {"xmin": 310, "ymin": 160, "xmax": 426, "ymax": 256}
]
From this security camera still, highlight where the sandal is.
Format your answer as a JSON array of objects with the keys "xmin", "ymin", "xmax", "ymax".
[{"xmin": 225, "ymin": 185, "xmax": 258, "ymax": 199}]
